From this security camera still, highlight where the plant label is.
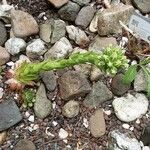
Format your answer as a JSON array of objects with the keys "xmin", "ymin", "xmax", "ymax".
[{"xmin": 128, "ymin": 13, "xmax": 150, "ymax": 43}]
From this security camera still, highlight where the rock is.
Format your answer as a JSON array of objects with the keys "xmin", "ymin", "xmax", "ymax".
[
  {"xmin": 59, "ymin": 70, "xmax": 91, "ymax": 100},
  {"xmin": 134, "ymin": 69, "xmax": 148, "ymax": 92},
  {"xmin": 51, "ymin": 19, "xmax": 66, "ymax": 44},
  {"xmin": 62, "ymin": 100, "xmax": 80, "ymax": 118},
  {"xmin": 83, "ymin": 81, "xmax": 113, "ymax": 109},
  {"xmin": 75, "ymin": 6, "xmax": 95, "ymax": 29},
  {"xmin": 40, "ymin": 71, "xmax": 57, "ymax": 91},
  {"xmin": 132, "ymin": 0, "xmax": 150, "ymax": 14},
  {"xmin": 90, "ymin": 65, "xmax": 103, "ymax": 82},
  {"xmin": 74, "ymin": 64, "xmax": 91, "ymax": 77},
  {"xmin": 88, "ymin": 36, "xmax": 117, "ymax": 53},
  {"xmin": 0, "ymin": 4, "xmax": 14, "ymax": 17},
  {"xmin": 0, "ymin": 100, "xmax": 22, "ymax": 131},
  {"xmin": 111, "ymin": 74, "xmax": 131, "ymax": 96},
  {"xmin": 5, "ymin": 37, "xmax": 26, "ymax": 55},
  {"xmin": 44, "ymin": 37, "xmax": 73, "ymax": 59},
  {"xmin": 39, "ymin": 21, "xmax": 52, "ymax": 43},
  {"xmin": 34, "ymin": 84, "xmax": 52, "ymax": 119},
  {"xmin": 0, "ymin": 46, "xmax": 10, "ymax": 65},
  {"xmin": 112, "ymin": 93, "xmax": 149, "ymax": 122},
  {"xmin": 89, "ymin": 10, "xmax": 101, "ymax": 33},
  {"xmin": 140, "ymin": 126, "xmax": 150, "ymax": 146},
  {"xmin": 72, "ymin": 0, "xmax": 91, "ymax": 6},
  {"xmin": 66, "ymin": 25, "xmax": 89, "ymax": 48},
  {"xmin": 0, "ymin": 131, "xmax": 7, "ymax": 144},
  {"xmin": 0, "ymin": 21, "xmax": 7, "ymax": 46},
  {"xmin": 48, "ymin": 0, "xmax": 68, "ymax": 8},
  {"xmin": 58, "ymin": 128, "xmax": 68, "ymax": 139},
  {"xmin": 108, "ymin": 130, "xmax": 141, "ymax": 150},
  {"xmin": 11, "ymin": 10, "xmax": 39, "ymax": 38},
  {"xmin": 26, "ymin": 39, "xmax": 46, "ymax": 59},
  {"xmin": 58, "ymin": 1, "xmax": 80, "ymax": 21},
  {"xmin": 15, "ymin": 139, "xmax": 36, "ymax": 150},
  {"xmin": 89, "ymin": 109, "xmax": 106, "ymax": 138},
  {"xmin": 97, "ymin": 4, "xmax": 134, "ymax": 36}
]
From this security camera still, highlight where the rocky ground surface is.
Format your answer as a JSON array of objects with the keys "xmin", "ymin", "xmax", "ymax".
[{"xmin": 0, "ymin": 0, "xmax": 150, "ymax": 149}]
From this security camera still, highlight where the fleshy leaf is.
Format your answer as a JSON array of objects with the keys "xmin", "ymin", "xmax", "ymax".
[{"xmin": 123, "ymin": 65, "xmax": 138, "ymax": 84}]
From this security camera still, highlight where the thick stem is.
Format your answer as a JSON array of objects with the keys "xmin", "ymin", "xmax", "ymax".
[{"xmin": 15, "ymin": 52, "xmax": 102, "ymax": 84}]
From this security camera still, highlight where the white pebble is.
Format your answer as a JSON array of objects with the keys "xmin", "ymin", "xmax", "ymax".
[
  {"xmin": 104, "ymin": 110, "xmax": 111, "ymax": 116},
  {"xmin": 25, "ymin": 111, "xmax": 30, "ymax": 118},
  {"xmin": 0, "ymin": 87, "xmax": 4, "ymax": 99},
  {"xmin": 45, "ymin": 127, "xmax": 55, "ymax": 137},
  {"xmin": 28, "ymin": 115, "xmax": 34, "ymax": 122},
  {"xmin": 52, "ymin": 121, "xmax": 58, "ymax": 126},
  {"xmin": 33, "ymin": 124, "xmax": 39, "ymax": 130},
  {"xmin": 28, "ymin": 127, "xmax": 33, "ymax": 132},
  {"xmin": 63, "ymin": 139, "xmax": 68, "ymax": 143},
  {"xmin": 83, "ymin": 118, "xmax": 89, "ymax": 128},
  {"xmin": 52, "ymin": 102, "xmax": 56, "ymax": 109},
  {"xmin": 58, "ymin": 128, "xmax": 68, "ymax": 139},
  {"xmin": 130, "ymin": 126, "xmax": 134, "ymax": 131},
  {"xmin": 136, "ymin": 119, "xmax": 140, "ymax": 124},
  {"xmin": 122, "ymin": 123, "xmax": 130, "ymax": 129}
]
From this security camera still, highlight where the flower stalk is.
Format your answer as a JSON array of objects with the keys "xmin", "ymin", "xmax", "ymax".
[{"xmin": 10, "ymin": 46, "xmax": 129, "ymax": 86}]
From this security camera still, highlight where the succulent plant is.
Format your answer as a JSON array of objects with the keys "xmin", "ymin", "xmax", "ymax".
[{"xmin": 6, "ymin": 45, "xmax": 129, "ymax": 90}]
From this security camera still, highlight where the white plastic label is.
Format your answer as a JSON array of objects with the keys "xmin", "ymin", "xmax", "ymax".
[{"xmin": 128, "ymin": 13, "xmax": 150, "ymax": 43}]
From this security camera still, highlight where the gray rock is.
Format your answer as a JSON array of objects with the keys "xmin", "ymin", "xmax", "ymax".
[
  {"xmin": 44, "ymin": 37, "xmax": 73, "ymax": 59},
  {"xmin": 59, "ymin": 70, "xmax": 91, "ymax": 100},
  {"xmin": 134, "ymin": 69, "xmax": 147, "ymax": 92},
  {"xmin": 0, "ymin": 4, "xmax": 13, "ymax": 17},
  {"xmin": 90, "ymin": 65, "xmax": 103, "ymax": 82},
  {"xmin": 48, "ymin": 0, "xmax": 69, "ymax": 8},
  {"xmin": 132, "ymin": 0, "xmax": 150, "ymax": 13},
  {"xmin": 0, "ymin": 100, "xmax": 22, "ymax": 131},
  {"xmin": 34, "ymin": 84, "xmax": 52, "ymax": 119},
  {"xmin": 51, "ymin": 19, "xmax": 66, "ymax": 44},
  {"xmin": 90, "ymin": 109, "xmax": 106, "ymax": 138},
  {"xmin": 5, "ymin": 37, "xmax": 26, "ymax": 55},
  {"xmin": 15, "ymin": 139, "xmax": 36, "ymax": 150},
  {"xmin": 72, "ymin": 0, "xmax": 91, "ymax": 6},
  {"xmin": 111, "ymin": 74, "xmax": 131, "ymax": 96},
  {"xmin": 88, "ymin": 36, "xmax": 117, "ymax": 53},
  {"xmin": 39, "ymin": 21, "xmax": 52, "ymax": 43},
  {"xmin": 140, "ymin": 126, "xmax": 150, "ymax": 146},
  {"xmin": 40, "ymin": 71, "xmax": 57, "ymax": 91},
  {"xmin": 26, "ymin": 39, "xmax": 46, "ymax": 59},
  {"xmin": 75, "ymin": 6, "xmax": 95, "ymax": 29},
  {"xmin": 66, "ymin": 25, "xmax": 89, "ymax": 47},
  {"xmin": 83, "ymin": 81, "xmax": 113, "ymax": 108},
  {"xmin": 97, "ymin": 4, "xmax": 134, "ymax": 35},
  {"xmin": 0, "ymin": 46, "xmax": 10, "ymax": 65},
  {"xmin": 112, "ymin": 93, "xmax": 149, "ymax": 122},
  {"xmin": 11, "ymin": 10, "xmax": 39, "ymax": 38},
  {"xmin": 62, "ymin": 100, "xmax": 80, "ymax": 118},
  {"xmin": 108, "ymin": 130, "xmax": 141, "ymax": 150},
  {"xmin": 0, "ymin": 21, "xmax": 7, "ymax": 46},
  {"xmin": 58, "ymin": 1, "xmax": 80, "ymax": 21}
]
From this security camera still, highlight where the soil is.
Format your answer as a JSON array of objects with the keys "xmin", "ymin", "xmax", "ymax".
[{"xmin": 0, "ymin": 0, "xmax": 150, "ymax": 149}]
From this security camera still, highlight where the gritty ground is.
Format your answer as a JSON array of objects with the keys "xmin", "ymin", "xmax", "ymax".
[{"xmin": 1, "ymin": 0, "xmax": 150, "ymax": 149}]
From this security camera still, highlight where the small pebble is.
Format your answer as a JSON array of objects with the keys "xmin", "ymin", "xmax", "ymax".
[
  {"xmin": 45, "ymin": 127, "xmax": 55, "ymax": 137},
  {"xmin": 28, "ymin": 115, "xmax": 34, "ymax": 122},
  {"xmin": 122, "ymin": 123, "xmax": 130, "ymax": 129},
  {"xmin": 136, "ymin": 119, "xmax": 140, "ymax": 124},
  {"xmin": 33, "ymin": 124, "xmax": 39, "ymax": 130},
  {"xmin": 52, "ymin": 121, "xmax": 58, "ymax": 126},
  {"xmin": 63, "ymin": 139, "xmax": 68, "ymax": 143},
  {"xmin": 58, "ymin": 128, "xmax": 68, "ymax": 139},
  {"xmin": 25, "ymin": 111, "xmax": 30, "ymax": 118},
  {"xmin": 130, "ymin": 126, "xmax": 134, "ymax": 131},
  {"xmin": 104, "ymin": 110, "xmax": 111, "ymax": 116},
  {"xmin": 28, "ymin": 127, "xmax": 33, "ymax": 132},
  {"xmin": 83, "ymin": 118, "xmax": 89, "ymax": 128},
  {"xmin": 0, "ymin": 87, "xmax": 4, "ymax": 99}
]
